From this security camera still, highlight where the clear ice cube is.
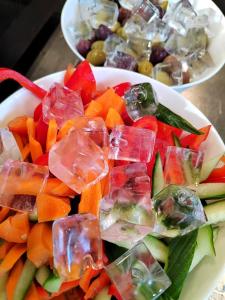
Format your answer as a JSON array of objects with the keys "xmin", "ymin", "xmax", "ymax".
[
  {"xmin": 145, "ymin": 18, "xmax": 171, "ymax": 43},
  {"xmin": 124, "ymin": 15, "xmax": 148, "ymax": 40},
  {"xmin": 0, "ymin": 160, "xmax": 48, "ymax": 212},
  {"xmin": 152, "ymin": 61, "xmax": 183, "ymax": 85},
  {"xmin": 153, "ymin": 185, "xmax": 206, "ymax": 236},
  {"xmin": 105, "ymin": 50, "xmax": 137, "ymax": 71},
  {"xmin": 109, "ymin": 125, "xmax": 156, "ymax": 162},
  {"xmin": 104, "ymin": 34, "xmax": 125, "ymax": 55},
  {"xmin": 80, "ymin": 0, "xmax": 119, "ymax": 30},
  {"xmin": 188, "ymin": 52, "xmax": 214, "ymax": 79},
  {"xmin": 124, "ymin": 83, "xmax": 159, "ymax": 121},
  {"xmin": 0, "ymin": 128, "xmax": 22, "ymax": 164},
  {"xmin": 49, "ymin": 129, "xmax": 108, "ymax": 194},
  {"xmin": 133, "ymin": 0, "xmax": 160, "ymax": 23},
  {"xmin": 68, "ymin": 20, "xmax": 94, "ymax": 42},
  {"xmin": 53, "ymin": 214, "xmax": 103, "ymax": 281},
  {"xmin": 119, "ymin": 0, "xmax": 140, "ymax": 10},
  {"xmin": 164, "ymin": 146, "xmax": 204, "ymax": 186},
  {"xmin": 43, "ymin": 83, "xmax": 84, "ymax": 128},
  {"xmin": 100, "ymin": 163, "xmax": 155, "ymax": 244},
  {"xmin": 105, "ymin": 241, "xmax": 171, "ymax": 300}
]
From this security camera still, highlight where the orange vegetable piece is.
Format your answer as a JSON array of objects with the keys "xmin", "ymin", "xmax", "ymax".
[
  {"xmin": 0, "ymin": 241, "xmax": 14, "ymax": 260},
  {"xmin": 85, "ymin": 100, "xmax": 103, "ymax": 118},
  {"xmin": 101, "ymin": 160, "xmax": 114, "ymax": 197},
  {"xmin": 95, "ymin": 88, "xmax": 124, "ymax": 118},
  {"xmin": 64, "ymin": 64, "xmax": 75, "ymax": 85},
  {"xmin": 6, "ymin": 259, "xmax": 24, "ymax": 300},
  {"xmin": 25, "ymin": 283, "xmax": 41, "ymax": 300},
  {"xmin": 46, "ymin": 119, "xmax": 58, "ymax": 152},
  {"xmin": 27, "ymin": 223, "xmax": 53, "ymax": 268},
  {"xmin": 13, "ymin": 132, "xmax": 24, "ymax": 152},
  {"xmin": 36, "ymin": 193, "xmax": 71, "ymax": 222},
  {"xmin": 26, "ymin": 117, "xmax": 35, "ymax": 139},
  {"xmin": 21, "ymin": 144, "xmax": 30, "ymax": 160},
  {"xmin": 0, "ymin": 207, "xmax": 10, "ymax": 223},
  {"xmin": 57, "ymin": 119, "xmax": 76, "ymax": 140},
  {"xmin": 84, "ymin": 271, "xmax": 110, "ymax": 299},
  {"xmin": 105, "ymin": 107, "xmax": 124, "ymax": 129},
  {"xmin": 0, "ymin": 213, "xmax": 30, "ymax": 243},
  {"xmin": 0, "ymin": 243, "xmax": 26, "ymax": 275},
  {"xmin": 80, "ymin": 268, "xmax": 101, "ymax": 293},
  {"xmin": 52, "ymin": 281, "xmax": 80, "ymax": 298},
  {"xmin": 29, "ymin": 136, "xmax": 43, "ymax": 162},
  {"xmin": 8, "ymin": 116, "xmax": 28, "ymax": 136},
  {"xmin": 45, "ymin": 178, "xmax": 75, "ymax": 197},
  {"xmin": 79, "ymin": 182, "xmax": 102, "ymax": 217}
]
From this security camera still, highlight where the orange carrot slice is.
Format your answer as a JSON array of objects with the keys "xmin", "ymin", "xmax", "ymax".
[
  {"xmin": 26, "ymin": 117, "xmax": 35, "ymax": 139},
  {"xmin": 29, "ymin": 136, "xmax": 43, "ymax": 162},
  {"xmin": 0, "ymin": 244, "xmax": 26, "ymax": 275},
  {"xmin": 85, "ymin": 100, "xmax": 103, "ymax": 118},
  {"xmin": 84, "ymin": 271, "xmax": 110, "ymax": 299},
  {"xmin": 13, "ymin": 132, "xmax": 24, "ymax": 153},
  {"xmin": 21, "ymin": 144, "xmax": 31, "ymax": 160},
  {"xmin": 0, "ymin": 241, "xmax": 14, "ymax": 260},
  {"xmin": 6, "ymin": 259, "xmax": 24, "ymax": 300},
  {"xmin": 80, "ymin": 268, "xmax": 101, "ymax": 293},
  {"xmin": 57, "ymin": 120, "xmax": 76, "ymax": 140},
  {"xmin": 36, "ymin": 193, "xmax": 71, "ymax": 222},
  {"xmin": 101, "ymin": 160, "xmax": 114, "ymax": 197},
  {"xmin": 64, "ymin": 64, "xmax": 75, "ymax": 85},
  {"xmin": 105, "ymin": 107, "xmax": 124, "ymax": 129},
  {"xmin": 79, "ymin": 182, "xmax": 102, "ymax": 217},
  {"xmin": 8, "ymin": 116, "xmax": 28, "ymax": 136},
  {"xmin": 25, "ymin": 283, "xmax": 41, "ymax": 300},
  {"xmin": 46, "ymin": 119, "xmax": 58, "ymax": 152},
  {"xmin": 0, "ymin": 207, "xmax": 10, "ymax": 223}
]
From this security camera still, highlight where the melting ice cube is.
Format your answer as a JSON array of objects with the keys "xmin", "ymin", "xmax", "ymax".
[{"xmin": 0, "ymin": 128, "xmax": 22, "ymax": 164}]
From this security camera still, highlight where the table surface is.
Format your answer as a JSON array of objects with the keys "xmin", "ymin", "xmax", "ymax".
[{"xmin": 27, "ymin": 25, "xmax": 225, "ymax": 300}]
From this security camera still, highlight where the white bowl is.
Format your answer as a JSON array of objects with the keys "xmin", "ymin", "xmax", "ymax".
[
  {"xmin": 0, "ymin": 68, "xmax": 225, "ymax": 299},
  {"xmin": 61, "ymin": 0, "xmax": 225, "ymax": 92}
]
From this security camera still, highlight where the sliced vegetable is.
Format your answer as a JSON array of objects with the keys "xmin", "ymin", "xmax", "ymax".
[
  {"xmin": 29, "ymin": 136, "xmax": 43, "ymax": 162},
  {"xmin": 46, "ymin": 119, "xmax": 58, "ymax": 152},
  {"xmin": 108, "ymin": 285, "xmax": 121, "ymax": 300},
  {"xmin": 196, "ymin": 183, "xmax": 225, "ymax": 199},
  {"xmin": 84, "ymin": 271, "xmax": 110, "ymax": 300},
  {"xmin": 0, "ymin": 241, "xmax": 14, "ymax": 260},
  {"xmin": 200, "ymin": 153, "xmax": 224, "ymax": 182},
  {"xmin": 25, "ymin": 283, "xmax": 40, "ymax": 300},
  {"xmin": 0, "ymin": 207, "xmax": 10, "ymax": 223},
  {"xmin": 64, "ymin": 64, "xmax": 75, "ymax": 85},
  {"xmin": 180, "ymin": 125, "xmax": 211, "ymax": 150},
  {"xmin": 144, "ymin": 235, "xmax": 168, "ymax": 264},
  {"xmin": 0, "ymin": 272, "xmax": 8, "ymax": 300},
  {"xmin": 85, "ymin": 101, "xmax": 103, "ymax": 118},
  {"xmin": 57, "ymin": 120, "xmax": 76, "ymax": 140},
  {"xmin": 133, "ymin": 115, "xmax": 158, "ymax": 132},
  {"xmin": 113, "ymin": 82, "xmax": 131, "ymax": 97},
  {"xmin": 173, "ymin": 134, "xmax": 181, "ymax": 147},
  {"xmin": 44, "ymin": 274, "xmax": 63, "ymax": 293},
  {"xmin": 34, "ymin": 153, "xmax": 49, "ymax": 166},
  {"xmin": 35, "ymin": 265, "xmax": 51, "ymax": 286},
  {"xmin": 13, "ymin": 132, "xmax": 24, "ymax": 152},
  {"xmin": 33, "ymin": 103, "xmax": 43, "ymax": 122},
  {"xmin": 204, "ymin": 200, "xmax": 225, "ymax": 225},
  {"xmin": 21, "ymin": 144, "xmax": 30, "ymax": 160},
  {"xmin": 80, "ymin": 268, "xmax": 101, "ymax": 293},
  {"xmin": 6, "ymin": 259, "xmax": 24, "ymax": 300},
  {"xmin": 105, "ymin": 108, "xmax": 124, "ymax": 129},
  {"xmin": 157, "ymin": 120, "xmax": 182, "ymax": 145},
  {"xmin": 79, "ymin": 182, "xmax": 102, "ymax": 217},
  {"xmin": 36, "ymin": 116, "xmax": 48, "ymax": 149},
  {"xmin": 152, "ymin": 152, "xmax": 165, "ymax": 196},
  {"xmin": 8, "ymin": 116, "xmax": 28, "ymax": 136}
]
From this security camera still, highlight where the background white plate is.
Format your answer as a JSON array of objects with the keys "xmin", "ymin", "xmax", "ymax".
[
  {"xmin": 61, "ymin": 0, "xmax": 225, "ymax": 92},
  {"xmin": 0, "ymin": 67, "xmax": 225, "ymax": 299}
]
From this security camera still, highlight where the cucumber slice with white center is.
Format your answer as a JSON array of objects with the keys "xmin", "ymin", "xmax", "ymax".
[
  {"xmin": 196, "ymin": 183, "xmax": 225, "ymax": 199},
  {"xmin": 200, "ymin": 153, "xmax": 224, "ymax": 182},
  {"xmin": 152, "ymin": 152, "xmax": 165, "ymax": 196},
  {"xmin": 204, "ymin": 200, "xmax": 225, "ymax": 225}
]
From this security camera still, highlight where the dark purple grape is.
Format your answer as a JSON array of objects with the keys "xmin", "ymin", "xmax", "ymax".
[
  {"xmin": 107, "ymin": 51, "xmax": 137, "ymax": 71},
  {"xmin": 150, "ymin": 45, "xmax": 169, "ymax": 65},
  {"xmin": 76, "ymin": 39, "xmax": 92, "ymax": 57},
  {"xmin": 118, "ymin": 8, "xmax": 132, "ymax": 26},
  {"xmin": 156, "ymin": 5, "xmax": 165, "ymax": 18},
  {"xmin": 95, "ymin": 25, "xmax": 113, "ymax": 41}
]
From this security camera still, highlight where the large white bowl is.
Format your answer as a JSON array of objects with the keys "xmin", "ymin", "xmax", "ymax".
[
  {"xmin": 0, "ymin": 68, "xmax": 225, "ymax": 299},
  {"xmin": 61, "ymin": 0, "xmax": 225, "ymax": 92}
]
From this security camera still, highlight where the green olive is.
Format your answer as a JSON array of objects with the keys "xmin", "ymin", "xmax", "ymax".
[
  {"xmin": 91, "ymin": 40, "xmax": 105, "ymax": 51},
  {"xmin": 160, "ymin": 1, "xmax": 168, "ymax": 10},
  {"xmin": 138, "ymin": 60, "xmax": 153, "ymax": 76},
  {"xmin": 112, "ymin": 21, "xmax": 121, "ymax": 33},
  {"xmin": 156, "ymin": 71, "xmax": 173, "ymax": 86},
  {"xmin": 86, "ymin": 49, "xmax": 106, "ymax": 66},
  {"xmin": 116, "ymin": 27, "xmax": 127, "ymax": 40}
]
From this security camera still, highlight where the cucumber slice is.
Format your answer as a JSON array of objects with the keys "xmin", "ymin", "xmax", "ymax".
[
  {"xmin": 0, "ymin": 273, "xmax": 8, "ymax": 300},
  {"xmin": 28, "ymin": 208, "xmax": 38, "ymax": 222},
  {"xmin": 204, "ymin": 200, "xmax": 225, "ymax": 225},
  {"xmin": 35, "ymin": 265, "xmax": 51, "ymax": 286},
  {"xmin": 94, "ymin": 287, "xmax": 111, "ymax": 300},
  {"xmin": 200, "ymin": 153, "xmax": 224, "ymax": 182},
  {"xmin": 190, "ymin": 225, "xmax": 215, "ymax": 272},
  {"xmin": 182, "ymin": 159, "xmax": 194, "ymax": 186},
  {"xmin": 152, "ymin": 152, "xmax": 165, "ymax": 196},
  {"xmin": 13, "ymin": 259, "xmax": 36, "ymax": 300},
  {"xmin": 43, "ymin": 274, "xmax": 63, "ymax": 293},
  {"xmin": 196, "ymin": 183, "xmax": 225, "ymax": 199}
]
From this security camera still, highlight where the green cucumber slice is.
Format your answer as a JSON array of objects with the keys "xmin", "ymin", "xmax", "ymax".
[
  {"xmin": 0, "ymin": 273, "xmax": 8, "ymax": 300},
  {"xmin": 28, "ymin": 208, "xmax": 38, "ymax": 222},
  {"xmin": 94, "ymin": 287, "xmax": 111, "ymax": 300},
  {"xmin": 43, "ymin": 274, "xmax": 63, "ymax": 293},
  {"xmin": 35, "ymin": 265, "xmax": 51, "ymax": 286},
  {"xmin": 190, "ymin": 225, "xmax": 215, "ymax": 272},
  {"xmin": 13, "ymin": 259, "xmax": 36, "ymax": 300},
  {"xmin": 196, "ymin": 183, "xmax": 225, "ymax": 199},
  {"xmin": 200, "ymin": 153, "xmax": 224, "ymax": 182},
  {"xmin": 152, "ymin": 152, "xmax": 165, "ymax": 196},
  {"xmin": 182, "ymin": 159, "xmax": 194, "ymax": 186},
  {"xmin": 204, "ymin": 200, "xmax": 225, "ymax": 225}
]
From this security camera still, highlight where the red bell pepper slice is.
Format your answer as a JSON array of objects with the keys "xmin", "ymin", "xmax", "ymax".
[
  {"xmin": 207, "ymin": 164, "xmax": 225, "ymax": 180},
  {"xmin": 121, "ymin": 108, "xmax": 133, "ymax": 126},
  {"xmin": 205, "ymin": 177, "xmax": 225, "ymax": 183},
  {"xmin": 65, "ymin": 60, "xmax": 96, "ymax": 105},
  {"xmin": 180, "ymin": 125, "xmax": 211, "ymax": 150},
  {"xmin": 64, "ymin": 63, "xmax": 75, "ymax": 85},
  {"xmin": 33, "ymin": 103, "xmax": 43, "ymax": 122},
  {"xmin": 108, "ymin": 284, "xmax": 123, "ymax": 300},
  {"xmin": 34, "ymin": 153, "xmax": 49, "ymax": 166},
  {"xmin": 157, "ymin": 120, "xmax": 182, "ymax": 146},
  {"xmin": 36, "ymin": 116, "xmax": 48, "ymax": 150},
  {"xmin": 0, "ymin": 68, "xmax": 47, "ymax": 99},
  {"xmin": 113, "ymin": 82, "xmax": 131, "ymax": 97},
  {"xmin": 133, "ymin": 115, "xmax": 158, "ymax": 133},
  {"xmin": 164, "ymin": 149, "xmax": 185, "ymax": 185}
]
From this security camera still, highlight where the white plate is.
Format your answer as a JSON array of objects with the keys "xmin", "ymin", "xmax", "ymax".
[
  {"xmin": 61, "ymin": 0, "xmax": 225, "ymax": 92},
  {"xmin": 0, "ymin": 68, "xmax": 225, "ymax": 299}
]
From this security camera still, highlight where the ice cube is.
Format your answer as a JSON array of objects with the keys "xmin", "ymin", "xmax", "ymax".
[
  {"xmin": 145, "ymin": 18, "xmax": 171, "ymax": 43},
  {"xmin": 124, "ymin": 15, "xmax": 148, "ymax": 40},
  {"xmin": 188, "ymin": 52, "xmax": 214, "ymax": 79},
  {"xmin": 164, "ymin": 146, "xmax": 204, "ymax": 186},
  {"xmin": 53, "ymin": 214, "xmax": 103, "ymax": 281},
  {"xmin": 104, "ymin": 34, "xmax": 125, "ymax": 55},
  {"xmin": 163, "ymin": 0, "xmax": 197, "ymax": 36},
  {"xmin": 153, "ymin": 185, "xmax": 206, "ymax": 236},
  {"xmin": 0, "ymin": 128, "xmax": 22, "ymax": 164},
  {"xmin": 118, "ymin": 0, "xmax": 140, "ymax": 10},
  {"xmin": 133, "ymin": 0, "xmax": 160, "ymax": 23},
  {"xmin": 105, "ymin": 241, "xmax": 171, "ymax": 300},
  {"xmin": 68, "ymin": 20, "xmax": 94, "ymax": 42},
  {"xmin": 71, "ymin": 116, "xmax": 109, "ymax": 148},
  {"xmin": 152, "ymin": 60, "xmax": 184, "ymax": 85},
  {"xmin": 100, "ymin": 163, "xmax": 155, "ymax": 244},
  {"xmin": 0, "ymin": 160, "xmax": 48, "ymax": 212},
  {"xmin": 43, "ymin": 83, "xmax": 84, "ymax": 128},
  {"xmin": 105, "ymin": 51, "xmax": 137, "ymax": 71},
  {"xmin": 109, "ymin": 125, "xmax": 156, "ymax": 162},
  {"xmin": 124, "ymin": 83, "xmax": 159, "ymax": 121},
  {"xmin": 49, "ymin": 129, "xmax": 108, "ymax": 194},
  {"xmin": 80, "ymin": 0, "xmax": 119, "ymax": 30}
]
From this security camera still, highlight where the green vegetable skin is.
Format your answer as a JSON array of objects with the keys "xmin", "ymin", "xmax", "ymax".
[
  {"xmin": 44, "ymin": 273, "xmax": 62, "ymax": 293},
  {"xmin": 152, "ymin": 152, "xmax": 165, "ymax": 197},
  {"xmin": 0, "ymin": 272, "xmax": 8, "ymax": 300}
]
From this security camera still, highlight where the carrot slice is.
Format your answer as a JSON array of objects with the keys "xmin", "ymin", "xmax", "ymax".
[
  {"xmin": 101, "ymin": 160, "xmax": 114, "ymax": 197},
  {"xmin": 0, "ymin": 207, "xmax": 10, "ymax": 223},
  {"xmin": 79, "ymin": 182, "xmax": 102, "ymax": 217},
  {"xmin": 95, "ymin": 88, "xmax": 124, "ymax": 118},
  {"xmin": 29, "ymin": 136, "xmax": 43, "ymax": 162},
  {"xmin": 0, "ymin": 241, "xmax": 14, "ymax": 260},
  {"xmin": 6, "ymin": 259, "xmax": 24, "ymax": 300},
  {"xmin": 25, "ymin": 283, "xmax": 41, "ymax": 300},
  {"xmin": 0, "ymin": 244, "xmax": 26, "ymax": 275},
  {"xmin": 57, "ymin": 120, "xmax": 76, "ymax": 140},
  {"xmin": 0, "ymin": 213, "xmax": 30, "ymax": 243},
  {"xmin": 105, "ymin": 107, "xmax": 124, "ymax": 129},
  {"xmin": 8, "ymin": 116, "xmax": 28, "ymax": 136},
  {"xmin": 27, "ymin": 223, "xmax": 53, "ymax": 268},
  {"xmin": 79, "ymin": 268, "xmax": 101, "ymax": 293},
  {"xmin": 84, "ymin": 271, "xmax": 110, "ymax": 299},
  {"xmin": 85, "ymin": 100, "xmax": 103, "ymax": 118},
  {"xmin": 26, "ymin": 117, "xmax": 35, "ymax": 139},
  {"xmin": 21, "ymin": 144, "xmax": 31, "ymax": 160},
  {"xmin": 13, "ymin": 132, "xmax": 24, "ymax": 152},
  {"xmin": 64, "ymin": 64, "xmax": 75, "ymax": 85},
  {"xmin": 36, "ymin": 193, "xmax": 71, "ymax": 222},
  {"xmin": 46, "ymin": 119, "xmax": 58, "ymax": 152}
]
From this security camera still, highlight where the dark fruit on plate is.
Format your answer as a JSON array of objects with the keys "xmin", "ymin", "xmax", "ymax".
[
  {"xmin": 76, "ymin": 39, "xmax": 92, "ymax": 56},
  {"xmin": 150, "ymin": 45, "xmax": 169, "ymax": 65},
  {"xmin": 95, "ymin": 25, "xmax": 113, "ymax": 41},
  {"xmin": 118, "ymin": 7, "xmax": 132, "ymax": 26}
]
